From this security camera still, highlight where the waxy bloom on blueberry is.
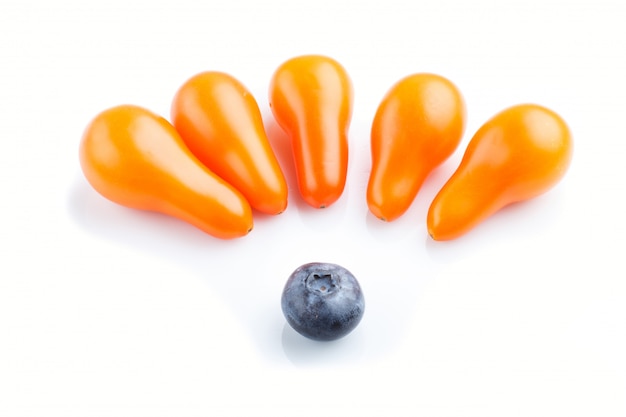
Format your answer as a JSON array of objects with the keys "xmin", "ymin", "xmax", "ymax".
[{"xmin": 281, "ymin": 262, "xmax": 365, "ymax": 341}]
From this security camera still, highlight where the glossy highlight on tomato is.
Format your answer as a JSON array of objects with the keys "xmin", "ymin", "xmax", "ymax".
[
  {"xmin": 79, "ymin": 104, "xmax": 253, "ymax": 239},
  {"xmin": 427, "ymin": 103, "xmax": 573, "ymax": 241},
  {"xmin": 367, "ymin": 73, "xmax": 466, "ymax": 221},
  {"xmin": 269, "ymin": 54, "xmax": 353, "ymax": 208},
  {"xmin": 171, "ymin": 71, "xmax": 288, "ymax": 215}
]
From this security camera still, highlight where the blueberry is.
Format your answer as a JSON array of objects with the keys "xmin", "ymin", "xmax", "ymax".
[{"xmin": 281, "ymin": 262, "xmax": 365, "ymax": 341}]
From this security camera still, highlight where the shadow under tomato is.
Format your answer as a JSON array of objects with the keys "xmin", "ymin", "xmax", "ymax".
[
  {"xmin": 66, "ymin": 175, "xmax": 233, "ymax": 254},
  {"xmin": 263, "ymin": 112, "xmax": 300, "ymax": 205},
  {"xmin": 424, "ymin": 189, "xmax": 567, "ymax": 263}
]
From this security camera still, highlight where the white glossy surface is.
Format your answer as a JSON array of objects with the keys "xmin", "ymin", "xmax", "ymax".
[{"xmin": 2, "ymin": 0, "xmax": 625, "ymax": 415}]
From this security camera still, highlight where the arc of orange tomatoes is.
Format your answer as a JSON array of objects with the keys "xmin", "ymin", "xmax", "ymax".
[{"xmin": 79, "ymin": 58, "xmax": 573, "ymax": 242}]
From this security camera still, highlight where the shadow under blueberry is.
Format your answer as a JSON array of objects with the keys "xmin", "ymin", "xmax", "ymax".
[{"xmin": 281, "ymin": 322, "xmax": 365, "ymax": 367}]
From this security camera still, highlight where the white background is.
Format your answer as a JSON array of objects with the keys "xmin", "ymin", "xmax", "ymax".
[{"xmin": 2, "ymin": 0, "xmax": 625, "ymax": 415}]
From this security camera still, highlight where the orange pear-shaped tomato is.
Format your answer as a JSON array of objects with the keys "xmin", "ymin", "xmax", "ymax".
[
  {"xmin": 171, "ymin": 71, "xmax": 288, "ymax": 215},
  {"xmin": 269, "ymin": 55, "xmax": 353, "ymax": 208},
  {"xmin": 427, "ymin": 103, "xmax": 573, "ymax": 241},
  {"xmin": 367, "ymin": 73, "xmax": 466, "ymax": 221},
  {"xmin": 79, "ymin": 104, "xmax": 253, "ymax": 239}
]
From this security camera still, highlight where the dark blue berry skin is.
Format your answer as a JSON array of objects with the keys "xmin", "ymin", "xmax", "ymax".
[{"xmin": 281, "ymin": 262, "xmax": 365, "ymax": 341}]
